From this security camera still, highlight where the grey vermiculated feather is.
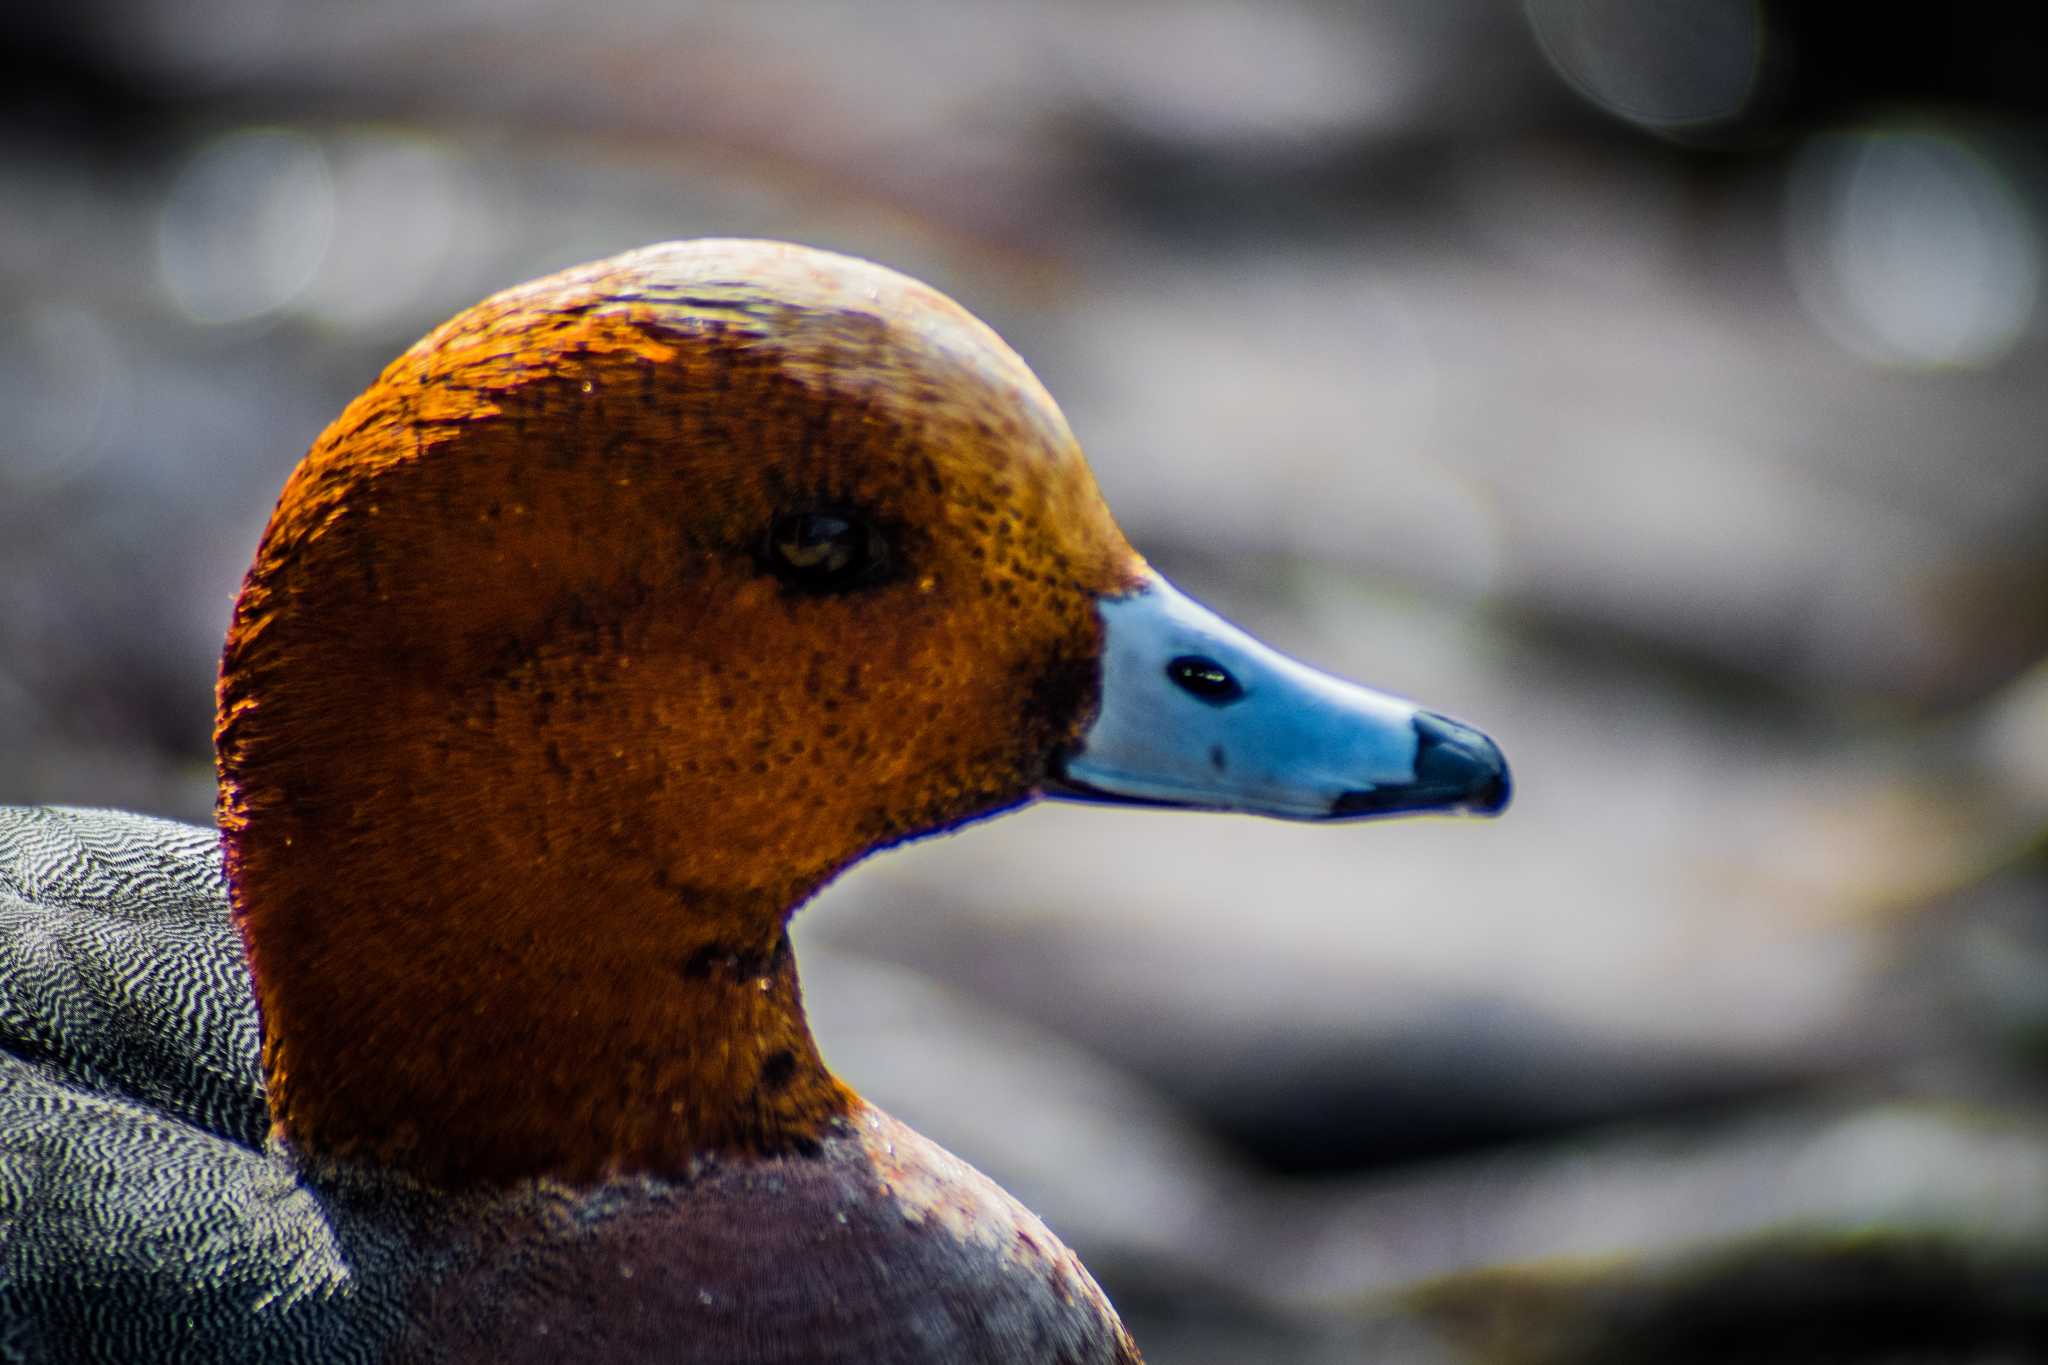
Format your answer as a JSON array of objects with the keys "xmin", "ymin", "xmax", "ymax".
[
  {"xmin": 0, "ymin": 806, "xmax": 1140, "ymax": 1364},
  {"xmin": 0, "ymin": 805, "xmax": 421, "ymax": 1363},
  {"xmin": 0, "ymin": 807, "xmax": 262, "ymax": 1147}
]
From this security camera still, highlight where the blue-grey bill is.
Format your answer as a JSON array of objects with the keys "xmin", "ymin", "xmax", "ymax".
[{"xmin": 1044, "ymin": 574, "xmax": 1510, "ymax": 822}]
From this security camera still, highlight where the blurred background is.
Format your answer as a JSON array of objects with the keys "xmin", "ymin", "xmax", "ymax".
[{"xmin": 5, "ymin": 1, "xmax": 2048, "ymax": 1359}]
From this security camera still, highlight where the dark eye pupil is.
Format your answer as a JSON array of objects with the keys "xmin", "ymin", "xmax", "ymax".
[
  {"xmin": 1167, "ymin": 655, "xmax": 1242, "ymax": 704},
  {"xmin": 779, "ymin": 514, "xmax": 854, "ymax": 571},
  {"xmin": 765, "ymin": 509, "xmax": 879, "ymax": 590}
]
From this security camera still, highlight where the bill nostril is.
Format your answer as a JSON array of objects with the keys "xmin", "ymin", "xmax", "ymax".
[{"xmin": 1165, "ymin": 655, "xmax": 1243, "ymax": 705}]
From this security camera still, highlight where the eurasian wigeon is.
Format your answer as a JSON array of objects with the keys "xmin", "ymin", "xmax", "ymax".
[{"xmin": 0, "ymin": 240, "xmax": 1507, "ymax": 1363}]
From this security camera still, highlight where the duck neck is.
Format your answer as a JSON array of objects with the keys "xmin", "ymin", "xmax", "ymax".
[{"xmin": 230, "ymin": 840, "xmax": 857, "ymax": 1187}]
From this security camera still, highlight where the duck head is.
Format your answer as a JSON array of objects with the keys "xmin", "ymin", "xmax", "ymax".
[{"xmin": 216, "ymin": 240, "xmax": 1506, "ymax": 1188}]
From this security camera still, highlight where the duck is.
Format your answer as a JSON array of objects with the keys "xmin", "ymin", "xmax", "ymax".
[{"xmin": 0, "ymin": 239, "xmax": 1509, "ymax": 1363}]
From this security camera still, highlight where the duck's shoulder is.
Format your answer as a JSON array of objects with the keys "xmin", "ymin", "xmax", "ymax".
[
  {"xmin": 402, "ymin": 1105, "xmax": 1141, "ymax": 1365},
  {"xmin": 0, "ymin": 807, "xmax": 422, "ymax": 1361},
  {"xmin": 0, "ymin": 804, "xmax": 264, "ymax": 1146}
]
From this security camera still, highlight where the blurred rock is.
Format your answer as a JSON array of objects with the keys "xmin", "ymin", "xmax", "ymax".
[
  {"xmin": 1408, "ymin": 1233, "xmax": 2048, "ymax": 1365},
  {"xmin": 800, "ymin": 944, "xmax": 2048, "ymax": 1360},
  {"xmin": 797, "ymin": 941, "xmax": 1237, "ymax": 1276},
  {"xmin": 1049, "ymin": 240, "xmax": 2048, "ymax": 708}
]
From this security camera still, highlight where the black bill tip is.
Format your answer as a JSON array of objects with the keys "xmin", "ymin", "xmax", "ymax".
[
  {"xmin": 1411, "ymin": 710, "xmax": 1512, "ymax": 814},
  {"xmin": 1331, "ymin": 711, "xmax": 1512, "ymax": 819}
]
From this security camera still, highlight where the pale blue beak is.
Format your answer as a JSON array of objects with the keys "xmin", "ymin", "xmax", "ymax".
[{"xmin": 1046, "ymin": 574, "xmax": 1510, "ymax": 822}]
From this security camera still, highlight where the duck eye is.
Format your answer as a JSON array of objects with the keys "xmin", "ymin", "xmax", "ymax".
[
  {"xmin": 764, "ymin": 509, "xmax": 884, "ymax": 591},
  {"xmin": 1167, "ymin": 655, "xmax": 1243, "ymax": 704}
]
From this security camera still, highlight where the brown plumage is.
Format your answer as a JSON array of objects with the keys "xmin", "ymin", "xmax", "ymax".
[{"xmin": 217, "ymin": 241, "xmax": 1141, "ymax": 1190}]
